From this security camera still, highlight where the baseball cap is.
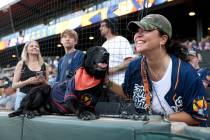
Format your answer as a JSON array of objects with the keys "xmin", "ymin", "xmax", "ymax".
[
  {"xmin": 187, "ymin": 50, "xmax": 197, "ymax": 57},
  {"xmin": 127, "ymin": 14, "xmax": 172, "ymax": 39},
  {"xmin": 0, "ymin": 77, "xmax": 12, "ymax": 88}
]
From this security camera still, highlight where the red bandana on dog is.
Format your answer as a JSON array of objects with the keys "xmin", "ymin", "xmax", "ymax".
[{"xmin": 75, "ymin": 67, "xmax": 101, "ymax": 90}]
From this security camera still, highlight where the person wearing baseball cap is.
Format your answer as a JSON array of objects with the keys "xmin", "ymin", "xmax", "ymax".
[
  {"xmin": 187, "ymin": 50, "xmax": 200, "ymax": 70},
  {"xmin": 107, "ymin": 14, "xmax": 208, "ymax": 126},
  {"xmin": 0, "ymin": 77, "xmax": 12, "ymax": 88},
  {"xmin": 187, "ymin": 50, "xmax": 210, "ymax": 88},
  {"xmin": 0, "ymin": 77, "xmax": 16, "ymax": 110}
]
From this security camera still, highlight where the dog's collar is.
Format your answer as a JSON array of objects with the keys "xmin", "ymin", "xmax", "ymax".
[{"xmin": 75, "ymin": 67, "xmax": 101, "ymax": 90}]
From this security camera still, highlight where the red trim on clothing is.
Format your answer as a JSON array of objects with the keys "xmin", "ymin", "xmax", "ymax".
[
  {"xmin": 52, "ymin": 99, "xmax": 68, "ymax": 113},
  {"xmin": 64, "ymin": 93, "xmax": 77, "ymax": 100},
  {"xmin": 141, "ymin": 57, "xmax": 151, "ymax": 109}
]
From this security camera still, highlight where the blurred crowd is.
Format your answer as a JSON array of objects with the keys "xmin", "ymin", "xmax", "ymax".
[
  {"xmin": 183, "ymin": 37, "xmax": 210, "ymax": 89},
  {"xmin": 182, "ymin": 36, "xmax": 210, "ymax": 51}
]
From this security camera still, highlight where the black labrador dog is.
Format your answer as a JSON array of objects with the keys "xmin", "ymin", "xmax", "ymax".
[{"xmin": 9, "ymin": 46, "xmax": 109, "ymax": 120}]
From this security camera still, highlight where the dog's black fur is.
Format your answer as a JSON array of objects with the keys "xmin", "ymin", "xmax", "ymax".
[
  {"xmin": 9, "ymin": 46, "xmax": 109, "ymax": 120},
  {"xmin": 8, "ymin": 84, "xmax": 52, "ymax": 118}
]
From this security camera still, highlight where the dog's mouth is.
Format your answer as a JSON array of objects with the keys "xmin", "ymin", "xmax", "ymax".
[{"xmin": 97, "ymin": 63, "xmax": 108, "ymax": 70}]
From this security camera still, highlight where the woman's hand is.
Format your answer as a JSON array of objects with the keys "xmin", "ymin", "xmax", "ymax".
[
  {"xmin": 109, "ymin": 67, "xmax": 118, "ymax": 75},
  {"xmin": 168, "ymin": 111, "xmax": 200, "ymax": 125},
  {"xmin": 37, "ymin": 75, "xmax": 48, "ymax": 84},
  {"xmin": 104, "ymin": 75, "xmax": 113, "ymax": 88},
  {"xmin": 27, "ymin": 76, "xmax": 45, "ymax": 85}
]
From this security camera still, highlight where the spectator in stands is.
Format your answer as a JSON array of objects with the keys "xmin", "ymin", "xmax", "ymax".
[
  {"xmin": 187, "ymin": 50, "xmax": 210, "ymax": 88},
  {"xmin": 198, "ymin": 37, "xmax": 210, "ymax": 50},
  {"xmin": 187, "ymin": 50, "xmax": 200, "ymax": 70},
  {"xmin": 55, "ymin": 29, "xmax": 84, "ymax": 83},
  {"xmin": 0, "ymin": 88, "xmax": 2, "ymax": 97},
  {"xmin": 53, "ymin": 58, "xmax": 59, "ymax": 68},
  {"xmin": 100, "ymin": 19, "xmax": 134, "ymax": 85},
  {"xmin": 100, "ymin": 19, "xmax": 134, "ymax": 102},
  {"xmin": 48, "ymin": 64, "xmax": 57, "ymax": 86},
  {"xmin": 12, "ymin": 40, "xmax": 49, "ymax": 110},
  {"xmin": 191, "ymin": 40, "xmax": 198, "ymax": 51},
  {"xmin": 107, "ymin": 14, "xmax": 208, "ymax": 126},
  {"xmin": 0, "ymin": 77, "xmax": 16, "ymax": 110},
  {"xmin": 204, "ymin": 41, "xmax": 210, "ymax": 50}
]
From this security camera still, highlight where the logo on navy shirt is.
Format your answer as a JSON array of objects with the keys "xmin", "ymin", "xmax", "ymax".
[
  {"xmin": 171, "ymin": 96, "xmax": 183, "ymax": 112},
  {"xmin": 133, "ymin": 84, "xmax": 147, "ymax": 109},
  {"xmin": 81, "ymin": 94, "xmax": 92, "ymax": 106}
]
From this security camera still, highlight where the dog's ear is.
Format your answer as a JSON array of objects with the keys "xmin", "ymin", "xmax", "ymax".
[{"xmin": 82, "ymin": 46, "xmax": 96, "ymax": 67}]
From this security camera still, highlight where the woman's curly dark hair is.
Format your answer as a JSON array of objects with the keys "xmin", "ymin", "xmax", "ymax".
[
  {"xmin": 166, "ymin": 40, "xmax": 188, "ymax": 61},
  {"xmin": 159, "ymin": 30, "xmax": 188, "ymax": 61}
]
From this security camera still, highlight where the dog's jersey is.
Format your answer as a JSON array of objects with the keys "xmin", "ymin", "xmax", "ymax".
[{"xmin": 51, "ymin": 68, "xmax": 102, "ymax": 113}]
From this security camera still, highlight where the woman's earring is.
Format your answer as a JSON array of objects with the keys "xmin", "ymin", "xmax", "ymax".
[{"xmin": 159, "ymin": 43, "xmax": 162, "ymax": 52}]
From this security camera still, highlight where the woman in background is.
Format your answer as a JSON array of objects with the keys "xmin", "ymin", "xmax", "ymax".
[{"xmin": 12, "ymin": 40, "xmax": 49, "ymax": 110}]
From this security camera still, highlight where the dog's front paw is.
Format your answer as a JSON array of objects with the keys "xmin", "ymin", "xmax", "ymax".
[
  {"xmin": 8, "ymin": 110, "xmax": 22, "ymax": 118},
  {"xmin": 24, "ymin": 111, "xmax": 36, "ymax": 119},
  {"xmin": 78, "ymin": 111, "xmax": 99, "ymax": 120},
  {"xmin": 8, "ymin": 112, "xmax": 18, "ymax": 118}
]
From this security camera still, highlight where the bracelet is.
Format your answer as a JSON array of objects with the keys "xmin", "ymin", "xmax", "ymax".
[
  {"xmin": 115, "ymin": 66, "xmax": 122, "ymax": 72},
  {"xmin": 107, "ymin": 80, "xmax": 113, "ymax": 88},
  {"xmin": 163, "ymin": 114, "xmax": 170, "ymax": 122}
]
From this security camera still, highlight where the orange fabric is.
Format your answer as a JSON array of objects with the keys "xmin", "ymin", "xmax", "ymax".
[
  {"xmin": 75, "ymin": 67, "xmax": 101, "ymax": 91},
  {"xmin": 141, "ymin": 57, "xmax": 151, "ymax": 108}
]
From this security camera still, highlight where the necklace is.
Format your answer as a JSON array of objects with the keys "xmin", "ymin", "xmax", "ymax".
[
  {"xmin": 146, "ymin": 55, "xmax": 170, "ymax": 81},
  {"xmin": 147, "ymin": 65, "xmax": 163, "ymax": 81}
]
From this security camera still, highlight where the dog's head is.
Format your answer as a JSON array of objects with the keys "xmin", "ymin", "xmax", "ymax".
[{"xmin": 83, "ymin": 46, "xmax": 109, "ymax": 79}]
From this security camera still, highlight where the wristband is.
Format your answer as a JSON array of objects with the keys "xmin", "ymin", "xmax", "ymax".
[
  {"xmin": 107, "ymin": 80, "xmax": 113, "ymax": 88},
  {"xmin": 163, "ymin": 114, "xmax": 170, "ymax": 122}
]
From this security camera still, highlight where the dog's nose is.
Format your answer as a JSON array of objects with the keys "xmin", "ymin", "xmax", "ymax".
[{"xmin": 103, "ymin": 51, "xmax": 109, "ymax": 56}]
